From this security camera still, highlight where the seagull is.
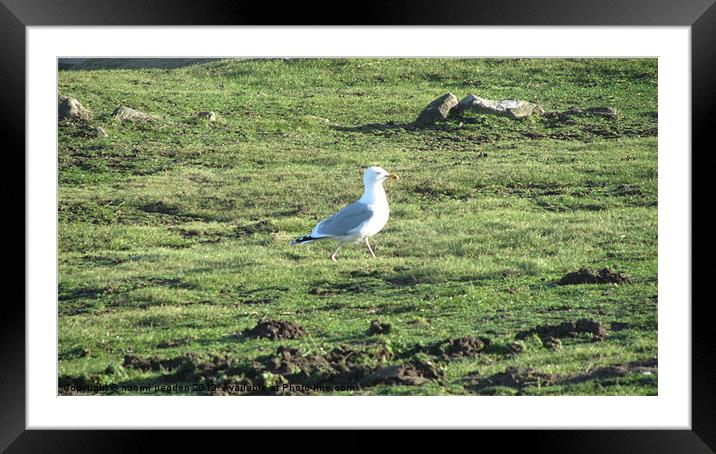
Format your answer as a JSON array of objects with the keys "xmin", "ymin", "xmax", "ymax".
[{"xmin": 290, "ymin": 166, "xmax": 399, "ymax": 261}]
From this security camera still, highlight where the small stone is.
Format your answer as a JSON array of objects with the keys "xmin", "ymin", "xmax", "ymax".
[
  {"xmin": 508, "ymin": 341, "xmax": 526, "ymax": 354},
  {"xmin": 367, "ymin": 320, "xmax": 392, "ymax": 335},
  {"xmin": 197, "ymin": 111, "xmax": 216, "ymax": 122},
  {"xmin": 93, "ymin": 126, "xmax": 108, "ymax": 137}
]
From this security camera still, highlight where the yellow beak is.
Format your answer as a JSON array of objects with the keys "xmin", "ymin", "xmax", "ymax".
[{"xmin": 388, "ymin": 173, "xmax": 399, "ymax": 180}]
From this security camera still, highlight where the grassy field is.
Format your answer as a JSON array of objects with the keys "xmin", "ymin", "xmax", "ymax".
[{"xmin": 58, "ymin": 58, "xmax": 657, "ymax": 395}]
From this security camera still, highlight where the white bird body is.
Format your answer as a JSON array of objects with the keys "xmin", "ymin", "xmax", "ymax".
[{"xmin": 291, "ymin": 166, "xmax": 398, "ymax": 261}]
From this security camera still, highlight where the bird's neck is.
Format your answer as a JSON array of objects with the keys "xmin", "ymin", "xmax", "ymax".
[{"xmin": 359, "ymin": 181, "xmax": 387, "ymax": 205}]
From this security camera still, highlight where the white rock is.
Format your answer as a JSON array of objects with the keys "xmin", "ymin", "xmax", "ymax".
[
  {"xmin": 112, "ymin": 105, "xmax": 154, "ymax": 121},
  {"xmin": 456, "ymin": 95, "xmax": 543, "ymax": 119},
  {"xmin": 58, "ymin": 95, "xmax": 92, "ymax": 121}
]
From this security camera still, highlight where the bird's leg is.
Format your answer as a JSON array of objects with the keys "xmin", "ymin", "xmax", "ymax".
[
  {"xmin": 364, "ymin": 238, "xmax": 376, "ymax": 258},
  {"xmin": 330, "ymin": 242, "xmax": 344, "ymax": 262}
]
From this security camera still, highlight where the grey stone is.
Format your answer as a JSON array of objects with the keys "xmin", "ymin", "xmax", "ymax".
[
  {"xmin": 58, "ymin": 95, "xmax": 92, "ymax": 121},
  {"xmin": 414, "ymin": 93, "xmax": 458, "ymax": 127},
  {"xmin": 197, "ymin": 111, "xmax": 216, "ymax": 122},
  {"xmin": 93, "ymin": 126, "xmax": 108, "ymax": 137},
  {"xmin": 112, "ymin": 105, "xmax": 154, "ymax": 121},
  {"xmin": 456, "ymin": 95, "xmax": 543, "ymax": 119}
]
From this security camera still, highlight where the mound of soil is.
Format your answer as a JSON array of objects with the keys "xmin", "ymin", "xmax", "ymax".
[
  {"xmin": 115, "ymin": 342, "xmax": 443, "ymax": 396},
  {"xmin": 122, "ymin": 354, "xmax": 190, "ymax": 372},
  {"xmin": 361, "ymin": 365, "xmax": 429, "ymax": 386},
  {"xmin": 427, "ymin": 336, "xmax": 490, "ymax": 359},
  {"xmin": 544, "ymin": 336, "xmax": 563, "ymax": 351},
  {"xmin": 516, "ymin": 319, "xmax": 608, "ymax": 341},
  {"xmin": 469, "ymin": 367, "xmax": 554, "ymax": 394},
  {"xmin": 58, "ymin": 373, "xmax": 100, "ymax": 393},
  {"xmin": 367, "ymin": 320, "xmax": 392, "ymax": 335},
  {"xmin": 258, "ymin": 346, "xmax": 375, "ymax": 387},
  {"xmin": 557, "ymin": 267, "xmax": 630, "ymax": 285},
  {"xmin": 254, "ymin": 344, "xmax": 442, "ymax": 391},
  {"xmin": 242, "ymin": 319, "xmax": 306, "ymax": 340},
  {"xmin": 261, "ymin": 346, "xmax": 329, "ymax": 376}
]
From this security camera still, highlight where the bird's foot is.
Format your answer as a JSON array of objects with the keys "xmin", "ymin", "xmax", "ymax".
[{"xmin": 365, "ymin": 239, "xmax": 377, "ymax": 258}]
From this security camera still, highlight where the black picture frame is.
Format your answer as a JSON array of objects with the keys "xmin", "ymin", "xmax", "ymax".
[{"xmin": 5, "ymin": 0, "xmax": 713, "ymax": 451}]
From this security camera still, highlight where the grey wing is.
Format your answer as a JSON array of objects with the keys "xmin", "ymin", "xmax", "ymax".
[{"xmin": 313, "ymin": 202, "xmax": 374, "ymax": 237}]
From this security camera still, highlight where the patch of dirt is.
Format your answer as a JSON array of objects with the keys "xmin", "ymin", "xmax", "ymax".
[
  {"xmin": 544, "ymin": 106, "xmax": 620, "ymax": 122},
  {"xmin": 170, "ymin": 226, "xmax": 224, "ymax": 243},
  {"xmin": 439, "ymin": 336, "xmax": 489, "ymax": 358},
  {"xmin": 58, "ymin": 373, "xmax": 106, "ymax": 395},
  {"xmin": 383, "ymin": 274, "xmax": 423, "ymax": 286},
  {"xmin": 613, "ymin": 183, "xmax": 643, "ymax": 196},
  {"xmin": 557, "ymin": 358, "xmax": 657, "ymax": 385},
  {"xmin": 416, "ymin": 336, "xmax": 491, "ymax": 360},
  {"xmin": 242, "ymin": 319, "xmax": 306, "ymax": 340},
  {"xmin": 544, "ymin": 336, "xmax": 563, "ymax": 351},
  {"xmin": 169, "ymin": 354, "xmax": 250, "ymax": 392},
  {"xmin": 256, "ymin": 346, "xmax": 375, "ymax": 389},
  {"xmin": 610, "ymin": 322, "xmax": 631, "ymax": 332},
  {"xmin": 157, "ymin": 339, "xmax": 192, "ymax": 349},
  {"xmin": 59, "ymin": 346, "xmax": 91, "ymax": 360},
  {"xmin": 557, "ymin": 267, "xmax": 630, "ymax": 285},
  {"xmin": 122, "ymin": 354, "xmax": 190, "ymax": 372},
  {"xmin": 234, "ymin": 220, "xmax": 278, "ymax": 236},
  {"xmin": 468, "ymin": 367, "xmax": 554, "ymax": 395},
  {"xmin": 139, "ymin": 201, "xmax": 182, "ymax": 215},
  {"xmin": 309, "ymin": 281, "xmax": 371, "ymax": 296},
  {"xmin": 410, "ymin": 184, "xmax": 471, "ymax": 201},
  {"xmin": 239, "ymin": 297, "xmax": 274, "ymax": 305},
  {"xmin": 515, "ymin": 319, "xmax": 608, "ymax": 341},
  {"xmin": 367, "ymin": 320, "xmax": 392, "ymax": 335},
  {"xmin": 361, "ymin": 357, "xmax": 443, "ymax": 386},
  {"xmin": 95, "ymin": 341, "xmax": 447, "ymax": 396},
  {"xmin": 249, "ymin": 344, "xmax": 441, "ymax": 392}
]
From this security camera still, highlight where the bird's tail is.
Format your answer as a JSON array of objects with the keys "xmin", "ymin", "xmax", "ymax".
[{"xmin": 290, "ymin": 234, "xmax": 320, "ymax": 245}]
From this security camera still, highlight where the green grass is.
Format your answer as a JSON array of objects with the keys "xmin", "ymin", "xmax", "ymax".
[{"xmin": 58, "ymin": 58, "xmax": 657, "ymax": 396}]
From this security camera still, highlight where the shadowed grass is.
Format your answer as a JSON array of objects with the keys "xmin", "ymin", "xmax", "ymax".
[{"xmin": 58, "ymin": 58, "xmax": 657, "ymax": 395}]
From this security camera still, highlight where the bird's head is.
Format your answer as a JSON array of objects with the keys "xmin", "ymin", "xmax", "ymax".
[{"xmin": 364, "ymin": 166, "xmax": 399, "ymax": 185}]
